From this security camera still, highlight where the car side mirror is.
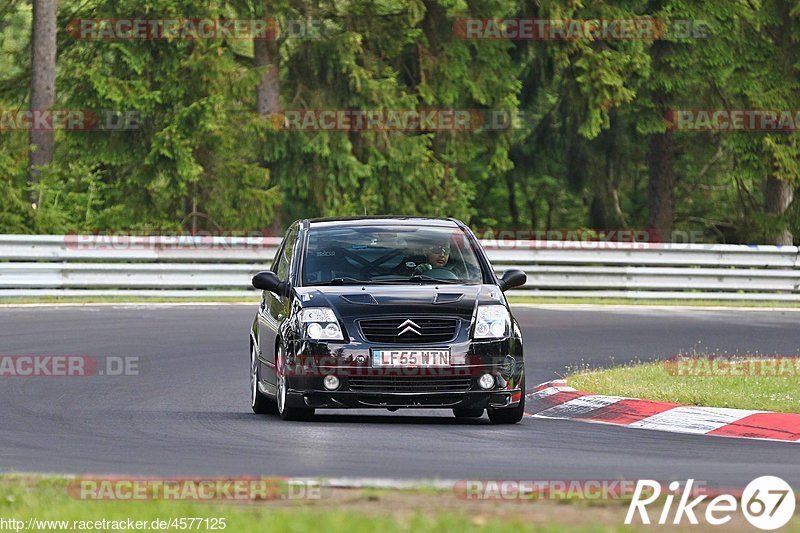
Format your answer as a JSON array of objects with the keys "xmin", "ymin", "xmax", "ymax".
[
  {"xmin": 252, "ymin": 271, "xmax": 288, "ymax": 296},
  {"xmin": 498, "ymin": 269, "xmax": 527, "ymax": 292}
]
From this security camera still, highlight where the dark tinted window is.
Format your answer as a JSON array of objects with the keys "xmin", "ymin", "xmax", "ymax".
[
  {"xmin": 275, "ymin": 225, "xmax": 297, "ymax": 281},
  {"xmin": 302, "ymin": 225, "xmax": 484, "ymax": 285}
]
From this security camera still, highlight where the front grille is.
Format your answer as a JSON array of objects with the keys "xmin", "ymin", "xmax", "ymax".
[
  {"xmin": 349, "ymin": 376, "xmax": 472, "ymax": 393},
  {"xmin": 359, "ymin": 317, "xmax": 458, "ymax": 343}
]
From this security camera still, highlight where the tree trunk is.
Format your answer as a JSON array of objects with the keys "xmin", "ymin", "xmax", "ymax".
[
  {"xmin": 254, "ymin": 1, "xmax": 281, "ymax": 228},
  {"xmin": 647, "ymin": 130, "xmax": 674, "ymax": 242},
  {"xmin": 505, "ymin": 174, "xmax": 519, "ymax": 228},
  {"xmin": 588, "ymin": 172, "xmax": 625, "ymax": 230},
  {"xmin": 29, "ymin": 0, "xmax": 58, "ymax": 204},
  {"xmin": 254, "ymin": 26, "xmax": 280, "ymax": 116},
  {"xmin": 764, "ymin": 175, "xmax": 794, "ymax": 245}
]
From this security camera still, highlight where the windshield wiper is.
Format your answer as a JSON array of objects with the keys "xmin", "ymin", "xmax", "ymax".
[
  {"xmin": 307, "ymin": 277, "xmax": 375, "ymax": 286},
  {"xmin": 408, "ymin": 274, "xmax": 461, "ymax": 284},
  {"xmin": 307, "ymin": 275, "xmax": 463, "ymax": 286}
]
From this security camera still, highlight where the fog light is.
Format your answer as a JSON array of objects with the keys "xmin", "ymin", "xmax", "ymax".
[
  {"xmin": 323, "ymin": 374, "xmax": 340, "ymax": 390},
  {"xmin": 478, "ymin": 373, "xmax": 495, "ymax": 390}
]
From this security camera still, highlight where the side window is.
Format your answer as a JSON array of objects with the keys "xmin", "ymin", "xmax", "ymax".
[
  {"xmin": 270, "ymin": 238, "xmax": 287, "ymax": 275},
  {"xmin": 276, "ymin": 226, "xmax": 297, "ymax": 281}
]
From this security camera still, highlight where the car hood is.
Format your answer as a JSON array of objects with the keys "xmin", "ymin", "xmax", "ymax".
[{"xmin": 294, "ymin": 284, "xmax": 504, "ymax": 319}]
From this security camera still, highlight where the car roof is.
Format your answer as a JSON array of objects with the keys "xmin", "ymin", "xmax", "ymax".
[{"xmin": 305, "ymin": 216, "xmax": 462, "ymax": 229}]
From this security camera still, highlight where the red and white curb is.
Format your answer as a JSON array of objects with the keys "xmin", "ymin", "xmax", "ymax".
[{"xmin": 526, "ymin": 380, "xmax": 800, "ymax": 443}]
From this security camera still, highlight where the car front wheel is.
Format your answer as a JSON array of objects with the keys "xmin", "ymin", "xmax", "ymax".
[
  {"xmin": 251, "ymin": 342, "xmax": 276, "ymax": 414},
  {"xmin": 276, "ymin": 344, "xmax": 315, "ymax": 421},
  {"xmin": 487, "ymin": 377, "xmax": 526, "ymax": 424}
]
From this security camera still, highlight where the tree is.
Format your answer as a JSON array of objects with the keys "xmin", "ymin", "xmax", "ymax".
[
  {"xmin": 645, "ymin": 39, "xmax": 674, "ymax": 240},
  {"xmin": 722, "ymin": 0, "xmax": 800, "ymax": 244},
  {"xmin": 254, "ymin": 1, "xmax": 280, "ymax": 117},
  {"xmin": 28, "ymin": 0, "xmax": 57, "ymax": 205},
  {"xmin": 0, "ymin": 0, "xmax": 798, "ymax": 243}
]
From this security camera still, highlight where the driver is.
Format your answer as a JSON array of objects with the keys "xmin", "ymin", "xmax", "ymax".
[{"xmin": 412, "ymin": 240, "xmax": 451, "ymax": 274}]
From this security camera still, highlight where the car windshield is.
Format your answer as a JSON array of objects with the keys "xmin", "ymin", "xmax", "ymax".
[{"xmin": 302, "ymin": 225, "xmax": 485, "ymax": 286}]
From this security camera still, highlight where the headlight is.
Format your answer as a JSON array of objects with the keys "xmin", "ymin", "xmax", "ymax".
[
  {"xmin": 474, "ymin": 305, "xmax": 511, "ymax": 339},
  {"xmin": 300, "ymin": 308, "xmax": 344, "ymax": 340}
]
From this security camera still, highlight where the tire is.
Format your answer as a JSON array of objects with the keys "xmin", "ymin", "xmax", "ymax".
[
  {"xmin": 453, "ymin": 407, "xmax": 484, "ymax": 418},
  {"xmin": 251, "ymin": 342, "xmax": 276, "ymax": 414},
  {"xmin": 276, "ymin": 344, "xmax": 315, "ymax": 421},
  {"xmin": 487, "ymin": 378, "xmax": 526, "ymax": 425}
]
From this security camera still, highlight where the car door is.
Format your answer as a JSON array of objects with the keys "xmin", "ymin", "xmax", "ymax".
[{"xmin": 258, "ymin": 224, "xmax": 298, "ymax": 387}]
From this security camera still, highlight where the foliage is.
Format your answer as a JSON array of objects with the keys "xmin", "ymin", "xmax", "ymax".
[{"xmin": 0, "ymin": 0, "xmax": 798, "ymax": 242}]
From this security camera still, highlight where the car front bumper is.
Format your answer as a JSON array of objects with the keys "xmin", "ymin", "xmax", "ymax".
[
  {"xmin": 294, "ymin": 388, "xmax": 523, "ymax": 409},
  {"xmin": 282, "ymin": 335, "xmax": 524, "ymax": 410}
]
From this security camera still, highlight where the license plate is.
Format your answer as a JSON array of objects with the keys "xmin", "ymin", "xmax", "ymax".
[{"xmin": 372, "ymin": 349, "xmax": 450, "ymax": 367}]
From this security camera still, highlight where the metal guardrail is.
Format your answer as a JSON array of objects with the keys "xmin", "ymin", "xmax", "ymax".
[{"xmin": 1, "ymin": 235, "xmax": 799, "ymax": 300}]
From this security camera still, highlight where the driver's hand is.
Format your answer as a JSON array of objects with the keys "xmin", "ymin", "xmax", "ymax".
[{"xmin": 413, "ymin": 263, "xmax": 433, "ymax": 275}]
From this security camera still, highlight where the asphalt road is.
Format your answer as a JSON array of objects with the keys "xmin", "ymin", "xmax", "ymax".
[{"xmin": 0, "ymin": 304, "xmax": 798, "ymax": 487}]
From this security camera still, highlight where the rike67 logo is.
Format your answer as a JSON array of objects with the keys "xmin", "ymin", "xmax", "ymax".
[{"xmin": 626, "ymin": 476, "xmax": 796, "ymax": 530}]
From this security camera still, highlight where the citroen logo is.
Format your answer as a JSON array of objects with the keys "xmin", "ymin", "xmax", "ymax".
[{"xmin": 397, "ymin": 319, "xmax": 422, "ymax": 336}]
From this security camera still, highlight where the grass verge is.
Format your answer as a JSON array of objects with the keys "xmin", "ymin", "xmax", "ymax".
[
  {"xmin": 0, "ymin": 475, "xmax": 634, "ymax": 532},
  {"xmin": 567, "ymin": 357, "xmax": 800, "ymax": 413},
  {"xmin": 3, "ymin": 475, "xmax": 800, "ymax": 531}
]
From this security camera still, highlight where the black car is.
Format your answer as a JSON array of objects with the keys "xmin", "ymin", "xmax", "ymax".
[{"xmin": 249, "ymin": 216, "xmax": 527, "ymax": 423}]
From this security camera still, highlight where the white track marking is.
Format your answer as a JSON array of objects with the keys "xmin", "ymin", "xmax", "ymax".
[
  {"xmin": 528, "ymin": 386, "xmax": 579, "ymax": 399},
  {"xmin": 535, "ymin": 395, "xmax": 626, "ymax": 419},
  {"xmin": 629, "ymin": 406, "xmax": 763, "ymax": 435}
]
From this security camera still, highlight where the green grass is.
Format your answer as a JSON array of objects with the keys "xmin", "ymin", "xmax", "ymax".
[
  {"xmin": 5, "ymin": 475, "xmax": 800, "ymax": 531},
  {"xmin": 0, "ymin": 475, "xmax": 634, "ymax": 532},
  {"xmin": 568, "ymin": 357, "xmax": 800, "ymax": 413}
]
